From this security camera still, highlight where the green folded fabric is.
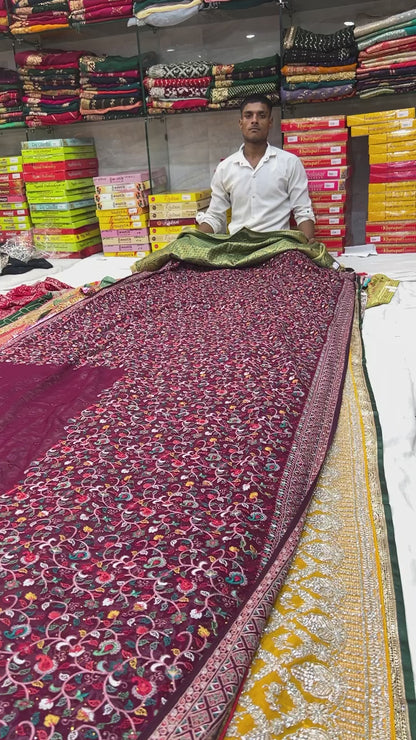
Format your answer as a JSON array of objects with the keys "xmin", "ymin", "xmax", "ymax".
[{"xmin": 132, "ymin": 227, "xmax": 336, "ymax": 273}]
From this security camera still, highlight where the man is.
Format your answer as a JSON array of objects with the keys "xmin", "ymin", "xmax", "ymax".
[{"xmin": 198, "ymin": 94, "xmax": 315, "ymax": 242}]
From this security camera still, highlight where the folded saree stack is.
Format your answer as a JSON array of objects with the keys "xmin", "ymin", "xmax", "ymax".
[
  {"xmin": 283, "ymin": 115, "xmax": 349, "ymax": 254},
  {"xmin": 15, "ymin": 49, "xmax": 84, "ymax": 127},
  {"xmin": 0, "ymin": 0, "xmax": 9, "ymax": 32},
  {"xmin": 208, "ymin": 54, "xmax": 280, "ymax": 110},
  {"xmin": 133, "ymin": 0, "xmax": 203, "ymax": 28},
  {"xmin": 347, "ymin": 107, "xmax": 416, "ymax": 253},
  {"xmin": 0, "ymin": 154, "xmax": 32, "ymax": 245},
  {"xmin": 22, "ymin": 137, "xmax": 101, "ymax": 258},
  {"xmin": 0, "ymin": 66, "xmax": 25, "ymax": 129},
  {"xmin": 281, "ymin": 26, "xmax": 357, "ymax": 105},
  {"xmin": 79, "ymin": 54, "xmax": 143, "ymax": 121},
  {"xmin": 144, "ymin": 60, "xmax": 212, "ymax": 114},
  {"xmin": 354, "ymin": 9, "xmax": 416, "ymax": 99},
  {"xmin": 8, "ymin": 0, "xmax": 69, "ymax": 34},
  {"xmin": 68, "ymin": 0, "xmax": 133, "ymax": 26},
  {"xmin": 144, "ymin": 54, "xmax": 280, "ymax": 114}
]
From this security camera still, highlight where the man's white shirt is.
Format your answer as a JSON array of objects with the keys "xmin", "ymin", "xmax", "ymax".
[{"xmin": 199, "ymin": 143, "xmax": 315, "ymax": 235}]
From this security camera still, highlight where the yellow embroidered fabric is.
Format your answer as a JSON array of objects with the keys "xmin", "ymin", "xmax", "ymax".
[
  {"xmin": 285, "ymin": 71, "xmax": 356, "ymax": 83},
  {"xmin": 225, "ymin": 306, "xmax": 412, "ymax": 740},
  {"xmin": 365, "ymin": 273, "xmax": 400, "ymax": 309}
]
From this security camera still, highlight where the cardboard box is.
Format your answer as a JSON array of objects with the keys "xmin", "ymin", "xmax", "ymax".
[
  {"xmin": 22, "ymin": 137, "xmax": 94, "ymax": 149},
  {"xmin": 300, "ymin": 155, "xmax": 348, "ymax": 168},
  {"xmin": 102, "ymin": 250, "xmax": 150, "ymax": 257},
  {"xmin": 365, "ymin": 220, "xmax": 416, "ymax": 232},
  {"xmin": 308, "ymin": 179, "xmax": 348, "ymax": 192},
  {"xmin": 149, "ymin": 190, "xmax": 210, "ymax": 204},
  {"xmin": 369, "ymin": 152, "xmax": 416, "ymax": 164},
  {"xmin": 150, "ymin": 224, "xmax": 197, "ymax": 235},
  {"xmin": 310, "ymin": 191, "xmax": 347, "ymax": 203},
  {"xmin": 281, "ymin": 115, "xmax": 346, "ymax": 131},
  {"xmin": 350, "ymin": 120, "xmax": 416, "ymax": 137},
  {"xmin": 283, "ymin": 129, "xmax": 348, "ymax": 144},
  {"xmin": 284, "ymin": 142, "xmax": 348, "ymax": 156},
  {"xmin": 305, "ymin": 166, "xmax": 349, "ymax": 181},
  {"xmin": 347, "ymin": 108, "xmax": 415, "ymax": 126}
]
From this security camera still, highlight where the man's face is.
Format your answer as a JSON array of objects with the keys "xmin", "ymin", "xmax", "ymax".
[{"xmin": 239, "ymin": 102, "xmax": 272, "ymax": 144}]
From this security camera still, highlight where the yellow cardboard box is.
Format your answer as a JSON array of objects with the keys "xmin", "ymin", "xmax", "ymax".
[
  {"xmin": 149, "ymin": 190, "xmax": 210, "ymax": 204},
  {"xmin": 347, "ymin": 108, "xmax": 415, "ymax": 126}
]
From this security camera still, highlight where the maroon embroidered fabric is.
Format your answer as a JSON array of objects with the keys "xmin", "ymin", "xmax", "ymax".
[
  {"xmin": 0, "ymin": 361, "xmax": 123, "ymax": 493},
  {"xmin": 0, "ymin": 251, "xmax": 355, "ymax": 739}
]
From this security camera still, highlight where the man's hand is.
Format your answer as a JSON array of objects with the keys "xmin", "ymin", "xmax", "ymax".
[
  {"xmin": 198, "ymin": 222, "xmax": 214, "ymax": 234},
  {"xmin": 297, "ymin": 219, "xmax": 315, "ymax": 243}
]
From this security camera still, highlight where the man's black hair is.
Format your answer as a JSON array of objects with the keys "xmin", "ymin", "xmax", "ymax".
[{"xmin": 239, "ymin": 94, "xmax": 273, "ymax": 115}]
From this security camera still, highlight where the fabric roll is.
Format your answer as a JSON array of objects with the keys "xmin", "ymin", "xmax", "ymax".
[
  {"xmin": 208, "ymin": 91, "xmax": 280, "ymax": 110},
  {"xmin": 284, "ymin": 71, "xmax": 356, "ymax": 83},
  {"xmin": 212, "ymin": 54, "xmax": 278, "ymax": 75},
  {"xmin": 210, "ymin": 73, "xmax": 279, "ymax": 89},
  {"xmin": 284, "ymin": 25, "xmax": 356, "ymax": 53},
  {"xmin": 356, "ymin": 20, "xmax": 416, "ymax": 52},
  {"xmin": 209, "ymin": 80, "xmax": 277, "ymax": 102},
  {"xmin": 281, "ymin": 82, "xmax": 355, "ymax": 103},
  {"xmin": 147, "ymin": 60, "xmax": 212, "ymax": 79},
  {"xmin": 281, "ymin": 63, "xmax": 357, "ymax": 75},
  {"xmin": 149, "ymin": 85, "xmax": 209, "ymax": 99},
  {"xmin": 145, "ymin": 75, "xmax": 211, "ymax": 89},
  {"xmin": 354, "ymin": 8, "xmax": 416, "ymax": 39},
  {"xmin": 283, "ymin": 48, "xmax": 357, "ymax": 66}
]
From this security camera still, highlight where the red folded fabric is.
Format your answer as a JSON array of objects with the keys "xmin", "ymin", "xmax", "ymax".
[
  {"xmin": 0, "ymin": 279, "xmax": 71, "ymax": 320},
  {"xmin": 15, "ymin": 49, "xmax": 87, "ymax": 67},
  {"xmin": 25, "ymin": 110, "xmax": 83, "ymax": 126},
  {"xmin": 359, "ymin": 35, "xmax": 416, "ymax": 59},
  {"xmin": 147, "ymin": 97, "xmax": 208, "ymax": 109}
]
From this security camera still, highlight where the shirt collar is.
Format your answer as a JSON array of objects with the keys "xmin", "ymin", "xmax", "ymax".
[{"xmin": 236, "ymin": 142, "xmax": 277, "ymax": 166}]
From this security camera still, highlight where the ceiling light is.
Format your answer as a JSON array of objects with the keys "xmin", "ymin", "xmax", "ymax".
[
  {"xmin": 246, "ymin": 34, "xmax": 255, "ymax": 39},
  {"xmin": 344, "ymin": 21, "xmax": 355, "ymax": 26},
  {"xmin": 166, "ymin": 48, "xmax": 175, "ymax": 52}
]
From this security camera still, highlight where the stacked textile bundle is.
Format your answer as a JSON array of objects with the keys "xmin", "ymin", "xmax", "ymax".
[
  {"xmin": 0, "ymin": 0, "xmax": 8, "ymax": 32},
  {"xmin": 144, "ymin": 55, "xmax": 279, "ymax": 114},
  {"xmin": 22, "ymin": 138, "xmax": 101, "ymax": 258},
  {"xmin": 348, "ymin": 107, "xmax": 416, "ymax": 253},
  {"xmin": 148, "ymin": 189, "xmax": 209, "ymax": 249},
  {"xmin": 144, "ymin": 60, "xmax": 212, "ymax": 114},
  {"xmin": 281, "ymin": 26, "xmax": 357, "ymax": 105},
  {"xmin": 93, "ymin": 168, "xmax": 167, "ymax": 256},
  {"xmin": 15, "ymin": 49, "xmax": 84, "ymax": 127},
  {"xmin": 208, "ymin": 55, "xmax": 279, "ymax": 111},
  {"xmin": 0, "ymin": 67, "xmax": 25, "ymax": 129},
  {"xmin": 8, "ymin": 0, "xmax": 69, "ymax": 34},
  {"xmin": 133, "ymin": 0, "xmax": 203, "ymax": 28},
  {"xmin": 283, "ymin": 115, "xmax": 349, "ymax": 254},
  {"xmin": 0, "ymin": 155, "xmax": 32, "ymax": 245},
  {"xmin": 79, "ymin": 55, "xmax": 143, "ymax": 121},
  {"xmin": 354, "ymin": 9, "xmax": 416, "ymax": 98},
  {"xmin": 68, "ymin": 0, "xmax": 133, "ymax": 25}
]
